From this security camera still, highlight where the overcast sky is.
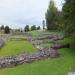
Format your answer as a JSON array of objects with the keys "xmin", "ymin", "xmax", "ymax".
[{"xmin": 0, "ymin": 0, "xmax": 63, "ymax": 29}]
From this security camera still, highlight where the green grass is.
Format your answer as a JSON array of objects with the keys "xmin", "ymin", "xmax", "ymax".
[
  {"xmin": 59, "ymin": 38, "xmax": 75, "ymax": 48},
  {"xmin": 31, "ymin": 30, "xmax": 44, "ymax": 36},
  {"xmin": 0, "ymin": 35, "xmax": 75, "ymax": 75},
  {"xmin": 0, "ymin": 41, "xmax": 37, "ymax": 57},
  {"xmin": 0, "ymin": 47, "xmax": 75, "ymax": 75},
  {"xmin": 11, "ymin": 35, "xmax": 29, "ymax": 39},
  {"xmin": 40, "ymin": 43, "xmax": 53, "ymax": 46},
  {"xmin": 32, "ymin": 40, "xmax": 42, "ymax": 42}
]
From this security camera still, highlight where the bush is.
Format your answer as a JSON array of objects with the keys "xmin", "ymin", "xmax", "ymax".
[
  {"xmin": 24, "ymin": 25, "xmax": 30, "ymax": 32},
  {"xmin": 4, "ymin": 26, "xmax": 10, "ymax": 34},
  {"xmin": 31, "ymin": 25, "xmax": 36, "ymax": 31}
]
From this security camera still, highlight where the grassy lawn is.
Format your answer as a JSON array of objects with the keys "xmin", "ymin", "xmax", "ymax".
[
  {"xmin": 0, "ymin": 47, "xmax": 75, "ymax": 75},
  {"xmin": 59, "ymin": 38, "xmax": 75, "ymax": 48},
  {"xmin": 31, "ymin": 30, "xmax": 44, "ymax": 36},
  {"xmin": 0, "ymin": 35, "xmax": 75, "ymax": 75},
  {"xmin": 32, "ymin": 40, "xmax": 42, "ymax": 42},
  {"xmin": 11, "ymin": 35, "xmax": 29, "ymax": 39},
  {"xmin": 0, "ymin": 40, "xmax": 37, "ymax": 57},
  {"xmin": 40, "ymin": 43, "xmax": 53, "ymax": 46}
]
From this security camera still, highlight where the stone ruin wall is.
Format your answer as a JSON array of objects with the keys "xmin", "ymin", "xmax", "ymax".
[
  {"xmin": 12, "ymin": 32, "xmax": 32, "ymax": 36},
  {"xmin": 0, "ymin": 34, "xmax": 70, "ymax": 69},
  {"xmin": 0, "ymin": 32, "xmax": 32, "ymax": 48},
  {"xmin": 0, "ymin": 34, "xmax": 11, "ymax": 49}
]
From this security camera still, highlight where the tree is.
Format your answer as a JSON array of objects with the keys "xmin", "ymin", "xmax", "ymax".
[
  {"xmin": 37, "ymin": 26, "xmax": 40, "ymax": 30},
  {"xmin": 62, "ymin": 0, "xmax": 75, "ymax": 37},
  {"xmin": 45, "ymin": 0, "xmax": 59, "ymax": 30},
  {"xmin": 42, "ymin": 20, "xmax": 45, "ymax": 30},
  {"xmin": 4, "ymin": 26, "xmax": 10, "ymax": 34},
  {"xmin": 0, "ymin": 25, "xmax": 4, "ymax": 30},
  {"xmin": 15, "ymin": 29, "xmax": 21, "ymax": 32},
  {"xmin": 24, "ymin": 25, "xmax": 30, "ymax": 32},
  {"xmin": 31, "ymin": 25, "xmax": 36, "ymax": 31}
]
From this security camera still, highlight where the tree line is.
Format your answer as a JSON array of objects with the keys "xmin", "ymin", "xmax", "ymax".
[
  {"xmin": 24, "ymin": 25, "xmax": 40, "ymax": 32},
  {"xmin": 45, "ymin": 0, "xmax": 75, "ymax": 38},
  {"xmin": 0, "ymin": 25, "xmax": 10, "ymax": 34},
  {"xmin": 0, "ymin": 25, "xmax": 40, "ymax": 34}
]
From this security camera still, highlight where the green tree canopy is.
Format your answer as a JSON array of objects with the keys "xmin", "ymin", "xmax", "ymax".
[
  {"xmin": 31, "ymin": 25, "xmax": 36, "ymax": 31},
  {"xmin": 62, "ymin": 0, "xmax": 75, "ymax": 37},
  {"xmin": 0, "ymin": 25, "xmax": 4, "ymax": 30},
  {"xmin": 24, "ymin": 25, "xmax": 30, "ymax": 32},
  {"xmin": 45, "ymin": 0, "xmax": 59, "ymax": 30},
  {"xmin": 37, "ymin": 26, "xmax": 40, "ymax": 30},
  {"xmin": 4, "ymin": 26, "xmax": 10, "ymax": 34},
  {"xmin": 42, "ymin": 20, "xmax": 45, "ymax": 30}
]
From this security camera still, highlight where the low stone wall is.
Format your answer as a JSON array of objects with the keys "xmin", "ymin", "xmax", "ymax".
[
  {"xmin": 10, "ymin": 38, "xmax": 28, "ymax": 41},
  {"xmin": 0, "ymin": 42, "xmax": 70, "ymax": 69},
  {"xmin": 12, "ymin": 32, "xmax": 32, "ymax": 36},
  {"xmin": 0, "ymin": 34, "xmax": 11, "ymax": 49},
  {"xmin": 0, "ymin": 47, "xmax": 59, "ymax": 69},
  {"xmin": 29, "ymin": 34, "xmax": 64, "ymax": 42},
  {"xmin": 0, "ymin": 33, "xmax": 70, "ymax": 69},
  {"xmin": 0, "ymin": 39, "xmax": 5, "ymax": 49},
  {"xmin": 51, "ymin": 43, "xmax": 70, "ymax": 49},
  {"xmin": 0, "ymin": 34, "xmax": 11, "ymax": 42}
]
